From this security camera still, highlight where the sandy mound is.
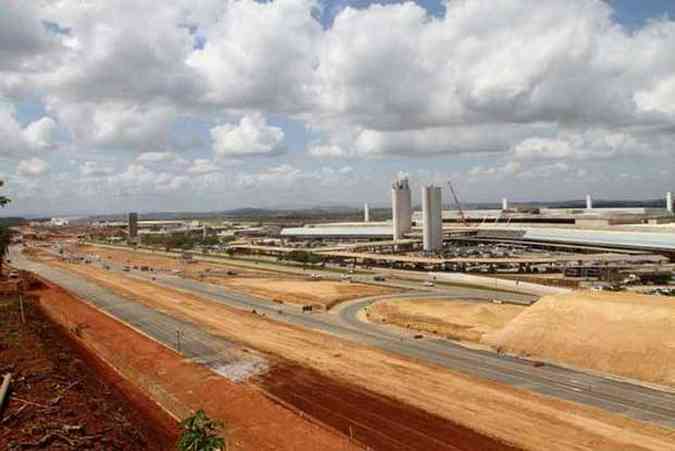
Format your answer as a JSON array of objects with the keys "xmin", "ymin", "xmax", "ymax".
[
  {"xmin": 367, "ymin": 299, "xmax": 525, "ymax": 343},
  {"xmin": 484, "ymin": 291, "xmax": 675, "ymax": 387}
]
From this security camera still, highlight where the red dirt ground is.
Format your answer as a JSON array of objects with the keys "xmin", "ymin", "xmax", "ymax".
[
  {"xmin": 0, "ymin": 295, "xmax": 176, "ymax": 450},
  {"xmin": 30, "ymin": 281, "xmax": 359, "ymax": 451},
  {"xmin": 257, "ymin": 364, "xmax": 520, "ymax": 451}
]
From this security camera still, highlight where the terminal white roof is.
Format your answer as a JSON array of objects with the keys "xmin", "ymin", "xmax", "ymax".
[
  {"xmin": 520, "ymin": 227, "xmax": 675, "ymax": 251},
  {"xmin": 281, "ymin": 226, "xmax": 393, "ymax": 238}
]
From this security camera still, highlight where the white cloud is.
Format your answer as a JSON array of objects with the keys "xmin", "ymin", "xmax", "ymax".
[
  {"xmin": 210, "ymin": 113, "xmax": 285, "ymax": 158},
  {"xmin": 106, "ymin": 163, "xmax": 189, "ymax": 196},
  {"xmin": 17, "ymin": 158, "xmax": 49, "ymax": 176},
  {"xmin": 47, "ymin": 100, "xmax": 177, "ymax": 150},
  {"xmin": 308, "ymin": 144, "xmax": 348, "ymax": 159},
  {"xmin": 80, "ymin": 161, "xmax": 114, "ymax": 177},
  {"xmin": 0, "ymin": 103, "xmax": 58, "ymax": 156},
  {"xmin": 187, "ymin": 0, "xmax": 320, "ymax": 111},
  {"xmin": 137, "ymin": 151, "xmax": 178, "ymax": 162},
  {"xmin": 512, "ymin": 129, "xmax": 653, "ymax": 161},
  {"xmin": 187, "ymin": 158, "xmax": 220, "ymax": 174},
  {"xmin": 0, "ymin": 2, "xmax": 58, "ymax": 71},
  {"xmin": 23, "ymin": 117, "xmax": 58, "ymax": 150}
]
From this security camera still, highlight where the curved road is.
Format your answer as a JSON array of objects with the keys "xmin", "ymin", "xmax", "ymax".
[{"xmin": 12, "ymin": 247, "xmax": 675, "ymax": 429}]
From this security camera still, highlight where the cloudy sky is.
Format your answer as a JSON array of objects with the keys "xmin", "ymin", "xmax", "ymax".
[{"xmin": 1, "ymin": 0, "xmax": 675, "ymax": 216}]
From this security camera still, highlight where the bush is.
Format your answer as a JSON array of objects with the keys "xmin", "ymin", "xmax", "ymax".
[{"xmin": 177, "ymin": 410, "xmax": 225, "ymax": 451}]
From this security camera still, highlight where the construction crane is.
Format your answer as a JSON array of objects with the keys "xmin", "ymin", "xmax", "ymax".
[{"xmin": 447, "ymin": 180, "xmax": 470, "ymax": 227}]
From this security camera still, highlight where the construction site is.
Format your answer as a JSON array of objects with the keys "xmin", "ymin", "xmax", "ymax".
[{"xmin": 1, "ymin": 177, "xmax": 674, "ymax": 450}]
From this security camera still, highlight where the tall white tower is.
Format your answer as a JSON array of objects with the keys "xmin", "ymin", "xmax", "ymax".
[
  {"xmin": 667, "ymin": 192, "xmax": 673, "ymax": 214},
  {"xmin": 586, "ymin": 194, "xmax": 593, "ymax": 210},
  {"xmin": 502, "ymin": 198, "xmax": 509, "ymax": 211},
  {"xmin": 422, "ymin": 185, "xmax": 442, "ymax": 252},
  {"xmin": 364, "ymin": 203, "xmax": 370, "ymax": 222},
  {"xmin": 392, "ymin": 177, "xmax": 412, "ymax": 240}
]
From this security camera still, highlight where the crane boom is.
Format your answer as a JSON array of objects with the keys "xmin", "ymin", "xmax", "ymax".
[{"xmin": 447, "ymin": 180, "xmax": 469, "ymax": 227}]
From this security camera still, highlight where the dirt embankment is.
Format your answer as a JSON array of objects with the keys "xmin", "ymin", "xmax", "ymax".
[
  {"xmin": 484, "ymin": 291, "xmax": 675, "ymax": 387},
  {"xmin": 31, "ymin": 280, "xmax": 358, "ymax": 451},
  {"xmin": 40, "ymin": 260, "xmax": 675, "ymax": 451},
  {"xmin": 0, "ymin": 295, "xmax": 176, "ymax": 450},
  {"xmin": 204, "ymin": 276, "xmax": 394, "ymax": 308},
  {"xmin": 366, "ymin": 298, "xmax": 525, "ymax": 343}
]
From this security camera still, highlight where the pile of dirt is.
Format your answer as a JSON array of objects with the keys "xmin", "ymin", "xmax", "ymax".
[
  {"xmin": 0, "ymin": 296, "xmax": 176, "ymax": 450},
  {"xmin": 367, "ymin": 298, "xmax": 525, "ymax": 343},
  {"xmin": 212, "ymin": 276, "xmax": 395, "ymax": 307},
  {"xmin": 484, "ymin": 291, "xmax": 675, "ymax": 387}
]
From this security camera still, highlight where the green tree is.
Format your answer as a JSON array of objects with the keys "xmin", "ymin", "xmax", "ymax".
[
  {"xmin": 0, "ymin": 180, "xmax": 10, "ymax": 208},
  {"xmin": 0, "ymin": 227, "xmax": 11, "ymax": 274},
  {"xmin": 288, "ymin": 250, "xmax": 323, "ymax": 268},
  {"xmin": 0, "ymin": 180, "xmax": 11, "ymax": 274},
  {"xmin": 177, "ymin": 410, "xmax": 225, "ymax": 451}
]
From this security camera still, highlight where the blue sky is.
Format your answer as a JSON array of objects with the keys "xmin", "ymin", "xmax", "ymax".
[{"xmin": 2, "ymin": 0, "xmax": 675, "ymax": 216}]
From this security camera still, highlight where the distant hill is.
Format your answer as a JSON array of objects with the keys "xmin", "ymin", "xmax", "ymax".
[{"xmin": 49, "ymin": 197, "xmax": 672, "ymax": 223}]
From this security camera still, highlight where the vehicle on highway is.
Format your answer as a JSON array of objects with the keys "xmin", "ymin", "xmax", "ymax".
[
  {"xmin": 423, "ymin": 281, "xmax": 434, "ymax": 287},
  {"xmin": 122, "ymin": 265, "xmax": 131, "ymax": 272},
  {"xmin": 373, "ymin": 275, "xmax": 386, "ymax": 281}
]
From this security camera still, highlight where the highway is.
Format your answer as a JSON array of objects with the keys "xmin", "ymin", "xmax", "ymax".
[{"xmin": 12, "ymin": 248, "xmax": 675, "ymax": 429}]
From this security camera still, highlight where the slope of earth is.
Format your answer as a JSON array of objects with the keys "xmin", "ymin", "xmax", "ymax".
[
  {"xmin": 365, "ymin": 298, "xmax": 525, "ymax": 343},
  {"xmin": 36, "ymin": 257, "xmax": 675, "ymax": 451},
  {"xmin": 0, "ymin": 296, "xmax": 176, "ymax": 450},
  {"xmin": 28, "ymin": 281, "xmax": 359, "ymax": 451},
  {"xmin": 202, "ymin": 276, "xmax": 395, "ymax": 308},
  {"xmin": 484, "ymin": 291, "xmax": 675, "ymax": 387}
]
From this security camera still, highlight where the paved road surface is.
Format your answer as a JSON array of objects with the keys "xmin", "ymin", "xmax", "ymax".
[{"xmin": 12, "ymin": 248, "xmax": 675, "ymax": 429}]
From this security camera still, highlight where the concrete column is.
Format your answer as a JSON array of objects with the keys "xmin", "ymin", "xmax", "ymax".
[
  {"xmin": 364, "ymin": 203, "xmax": 370, "ymax": 222},
  {"xmin": 667, "ymin": 192, "xmax": 673, "ymax": 214},
  {"xmin": 392, "ymin": 177, "xmax": 412, "ymax": 239},
  {"xmin": 422, "ymin": 185, "xmax": 442, "ymax": 252},
  {"xmin": 586, "ymin": 194, "xmax": 593, "ymax": 210},
  {"xmin": 502, "ymin": 198, "xmax": 508, "ymax": 211},
  {"xmin": 392, "ymin": 187, "xmax": 401, "ymax": 240}
]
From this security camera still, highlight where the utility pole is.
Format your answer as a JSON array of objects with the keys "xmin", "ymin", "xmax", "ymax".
[{"xmin": 176, "ymin": 329, "xmax": 182, "ymax": 352}]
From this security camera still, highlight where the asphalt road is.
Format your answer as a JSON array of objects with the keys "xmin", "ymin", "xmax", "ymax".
[{"xmin": 12, "ymin": 247, "xmax": 675, "ymax": 429}]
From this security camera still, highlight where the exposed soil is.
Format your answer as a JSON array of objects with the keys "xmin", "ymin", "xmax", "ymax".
[
  {"xmin": 484, "ymin": 291, "xmax": 675, "ymax": 387},
  {"xmin": 30, "ymin": 279, "xmax": 358, "ymax": 451},
  {"xmin": 36, "ymin": 257, "xmax": 675, "ymax": 451},
  {"xmin": 258, "ymin": 363, "xmax": 520, "ymax": 451},
  {"xmin": 366, "ymin": 298, "xmax": 525, "ymax": 343},
  {"xmin": 0, "ymin": 296, "xmax": 177, "ymax": 450},
  {"xmin": 201, "ymin": 276, "xmax": 395, "ymax": 308},
  {"xmin": 76, "ymin": 244, "xmax": 393, "ymax": 308}
]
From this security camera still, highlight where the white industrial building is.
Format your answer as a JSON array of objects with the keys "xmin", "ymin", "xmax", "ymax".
[
  {"xmin": 422, "ymin": 185, "xmax": 443, "ymax": 252},
  {"xmin": 391, "ymin": 177, "xmax": 412, "ymax": 240}
]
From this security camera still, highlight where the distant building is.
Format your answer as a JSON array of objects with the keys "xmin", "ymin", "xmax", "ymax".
[
  {"xmin": 128, "ymin": 212, "xmax": 138, "ymax": 241},
  {"xmin": 49, "ymin": 217, "xmax": 70, "ymax": 227}
]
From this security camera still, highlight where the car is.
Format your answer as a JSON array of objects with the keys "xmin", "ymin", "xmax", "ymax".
[
  {"xmin": 423, "ymin": 281, "xmax": 434, "ymax": 287},
  {"xmin": 373, "ymin": 275, "xmax": 386, "ymax": 282}
]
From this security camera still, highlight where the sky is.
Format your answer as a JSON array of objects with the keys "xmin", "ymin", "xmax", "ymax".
[{"xmin": 1, "ymin": 0, "xmax": 675, "ymax": 216}]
